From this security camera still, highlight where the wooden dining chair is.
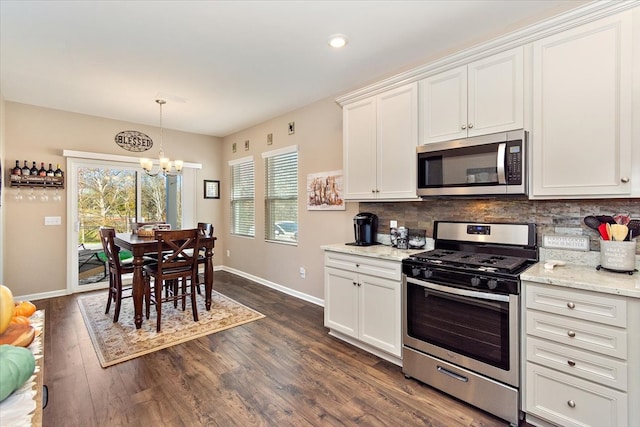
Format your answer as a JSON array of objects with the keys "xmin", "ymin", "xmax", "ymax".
[
  {"xmin": 99, "ymin": 227, "xmax": 151, "ymax": 323},
  {"xmin": 195, "ymin": 222, "xmax": 214, "ymax": 294},
  {"xmin": 143, "ymin": 229, "xmax": 201, "ymax": 332}
]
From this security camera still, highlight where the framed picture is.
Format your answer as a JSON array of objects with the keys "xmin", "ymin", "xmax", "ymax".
[{"xmin": 204, "ymin": 180, "xmax": 220, "ymax": 199}]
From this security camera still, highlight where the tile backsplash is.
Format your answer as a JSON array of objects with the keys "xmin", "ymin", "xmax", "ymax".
[{"xmin": 361, "ymin": 197, "xmax": 640, "ymax": 254}]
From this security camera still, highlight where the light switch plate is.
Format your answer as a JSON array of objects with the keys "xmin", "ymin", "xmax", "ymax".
[
  {"xmin": 542, "ymin": 234, "xmax": 590, "ymax": 251},
  {"xmin": 44, "ymin": 216, "xmax": 61, "ymax": 226}
]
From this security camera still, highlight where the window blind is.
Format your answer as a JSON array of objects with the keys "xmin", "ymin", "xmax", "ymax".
[
  {"xmin": 230, "ymin": 157, "xmax": 255, "ymax": 237},
  {"xmin": 263, "ymin": 146, "xmax": 298, "ymax": 243}
]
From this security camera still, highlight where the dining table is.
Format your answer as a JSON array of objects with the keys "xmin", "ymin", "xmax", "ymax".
[{"xmin": 114, "ymin": 231, "xmax": 216, "ymax": 329}]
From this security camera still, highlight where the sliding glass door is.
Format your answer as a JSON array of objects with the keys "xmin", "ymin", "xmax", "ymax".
[{"xmin": 70, "ymin": 158, "xmax": 183, "ymax": 292}]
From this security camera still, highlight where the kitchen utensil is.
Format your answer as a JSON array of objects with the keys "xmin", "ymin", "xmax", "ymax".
[
  {"xmin": 598, "ymin": 223, "xmax": 609, "ymax": 240},
  {"xmin": 595, "ymin": 215, "xmax": 616, "ymax": 224},
  {"xmin": 614, "ymin": 214, "xmax": 630, "ymax": 226},
  {"xmin": 627, "ymin": 219, "xmax": 640, "ymax": 239},
  {"xmin": 584, "ymin": 215, "xmax": 601, "ymax": 231},
  {"xmin": 610, "ymin": 224, "xmax": 629, "ymax": 241}
]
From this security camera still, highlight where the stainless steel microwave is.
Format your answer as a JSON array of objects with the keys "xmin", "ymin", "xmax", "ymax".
[{"xmin": 416, "ymin": 130, "xmax": 527, "ymax": 197}]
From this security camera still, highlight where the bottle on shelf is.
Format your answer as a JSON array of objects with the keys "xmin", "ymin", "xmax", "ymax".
[
  {"xmin": 12, "ymin": 160, "xmax": 22, "ymax": 176},
  {"xmin": 46, "ymin": 163, "xmax": 55, "ymax": 177},
  {"xmin": 54, "ymin": 164, "xmax": 63, "ymax": 178},
  {"xmin": 30, "ymin": 161, "xmax": 38, "ymax": 176},
  {"xmin": 38, "ymin": 162, "xmax": 47, "ymax": 177},
  {"xmin": 21, "ymin": 160, "xmax": 30, "ymax": 176}
]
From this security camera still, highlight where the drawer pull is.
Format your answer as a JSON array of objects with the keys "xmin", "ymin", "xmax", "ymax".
[
  {"xmin": 567, "ymin": 330, "xmax": 576, "ymax": 338},
  {"xmin": 567, "ymin": 302, "xmax": 575, "ymax": 309},
  {"xmin": 567, "ymin": 400, "xmax": 576, "ymax": 408},
  {"xmin": 567, "ymin": 359, "xmax": 576, "ymax": 367},
  {"xmin": 355, "ymin": 264, "xmax": 360, "ymax": 268}
]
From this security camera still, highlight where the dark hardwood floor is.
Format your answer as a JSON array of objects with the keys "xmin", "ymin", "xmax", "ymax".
[{"xmin": 36, "ymin": 271, "xmax": 514, "ymax": 426}]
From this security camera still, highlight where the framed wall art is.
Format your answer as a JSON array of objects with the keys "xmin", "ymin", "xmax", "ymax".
[{"xmin": 204, "ymin": 180, "xmax": 220, "ymax": 199}]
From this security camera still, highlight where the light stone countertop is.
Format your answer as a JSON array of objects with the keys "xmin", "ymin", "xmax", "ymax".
[
  {"xmin": 321, "ymin": 243, "xmax": 426, "ymax": 262},
  {"xmin": 522, "ymin": 262, "xmax": 640, "ymax": 299}
]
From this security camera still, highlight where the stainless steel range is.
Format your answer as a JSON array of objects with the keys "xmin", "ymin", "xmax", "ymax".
[{"xmin": 402, "ymin": 221, "xmax": 538, "ymax": 426}]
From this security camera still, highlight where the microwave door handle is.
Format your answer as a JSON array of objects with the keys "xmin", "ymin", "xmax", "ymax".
[{"xmin": 497, "ymin": 142, "xmax": 506, "ymax": 184}]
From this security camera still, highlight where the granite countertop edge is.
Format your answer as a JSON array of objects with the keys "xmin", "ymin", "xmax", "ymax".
[
  {"xmin": 522, "ymin": 263, "xmax": 640, "ymax": 299},
  {"xmin": 321, "ymin": 243, "xmax": 425, "ymax": 262}
]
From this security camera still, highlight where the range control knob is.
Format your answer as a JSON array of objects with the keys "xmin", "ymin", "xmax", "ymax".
[
  {"xmin": 487, "ymin": 279, "xmax": 498, "ymax": 290},
  {"xmin": 423, "ymin": 269, "xmax": 433, "ymax": 279},
  {"xmin": 470, "ymin": 276, "xmax": 481, "ymax": 287},
  {"xmin": 411, "ymin": 267, "xmax": 421, "ymax": 277}
]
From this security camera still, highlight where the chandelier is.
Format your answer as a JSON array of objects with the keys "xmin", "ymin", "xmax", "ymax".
[{"xmin": 139, "ymin": 99, "xmax": 183, "ymax": 176}]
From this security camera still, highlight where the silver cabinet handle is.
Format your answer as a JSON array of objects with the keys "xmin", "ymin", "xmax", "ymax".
[
  {"xmin": 568, "ymin": 359, "xmax": 576, "ymax": 367},
  {"xmin": 568, "ymin": 330, "xmax": 576, "ymax": 338},
  {"xmin": 567, "ymin": 302, "xmax": 575, "ymax": 309},
  {"xmin": 621, "ymin": 177, "xmax": 630, "ymax": 183},
  {"xmin": 468, "ymin": 123, "xmax": 473, "ymax": 129},
  {"xmin": 567, "ymin": 400, "xmax": 576, "ymax": 408},
  {"xmin": 461, "ymin": 124, "xmax": 466, "ymax": 130}
]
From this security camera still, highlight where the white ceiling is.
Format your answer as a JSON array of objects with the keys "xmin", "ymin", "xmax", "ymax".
[{"xmin": 0, "ymin": 0, "xmax": 588, "ymax": 138}]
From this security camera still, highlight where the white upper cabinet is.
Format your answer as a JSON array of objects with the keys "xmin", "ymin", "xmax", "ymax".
[
  {"xmin": 343, "ymin": 82, "xmax": 418, "ymax": 200},
  {"xmin": 531, "ymin": 11, "xmax": 633, "ymax": 197},
  {"xmin": 420, "ymin": 47, "xmax": 524, "ymax": 144}
]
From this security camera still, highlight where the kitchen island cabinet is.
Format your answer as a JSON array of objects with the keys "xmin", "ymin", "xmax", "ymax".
[
  {"xmin": 530, "ymin": 10, "xmax": 633, "ymax": 198},
  {"xmin": 341, "ymin": 82, "xmax": 418, "ymax": 201},
  {"xmin": 521, "ymin": 264, "xmax": 640, "ymax": 427},
  {"xmin": 419, "ymin": 46, "xmax": 524, "ymax": 144}
]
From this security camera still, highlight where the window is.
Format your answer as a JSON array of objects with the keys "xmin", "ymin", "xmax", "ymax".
[
  {"xmin": 229, "ymin": 156, "xmax": 255, "ymax": 237},
  {"xmin": 263, "ymin": 146, "xmax": 298, "ymax": 243}
]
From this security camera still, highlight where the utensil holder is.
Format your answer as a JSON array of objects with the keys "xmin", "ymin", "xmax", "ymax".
[{"xmin": 599, "ymin": 240, "xmax": 637, "ymax": 272}]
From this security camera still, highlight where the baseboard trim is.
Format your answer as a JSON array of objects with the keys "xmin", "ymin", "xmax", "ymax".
[{"xmin": 220, "ymin": 266, "xmax": 324, "ymax": 307}]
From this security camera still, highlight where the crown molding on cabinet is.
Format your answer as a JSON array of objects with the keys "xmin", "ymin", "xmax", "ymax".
[{"xmin": 335, "ymin": 1, "xmax": 638, "ymax": 106}]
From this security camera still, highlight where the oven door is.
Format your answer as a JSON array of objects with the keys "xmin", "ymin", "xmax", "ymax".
[{"xmin": 403, "ymin": 276, "xmax": 519, "ymax": 387}]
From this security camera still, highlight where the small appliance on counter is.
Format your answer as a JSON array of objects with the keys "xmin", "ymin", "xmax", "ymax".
[{"xmin": 347, "ymin": 212, "xmax": 378, "ymax": 246}]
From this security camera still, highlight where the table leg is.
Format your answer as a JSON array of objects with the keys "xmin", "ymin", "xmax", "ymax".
[
  {"xmin": 204, "ymin": 247, "xmax": 213, "ymax": 310},
  {"xmin": 132, "ymin": 255, "xmax": 145, "ymax": 329}
]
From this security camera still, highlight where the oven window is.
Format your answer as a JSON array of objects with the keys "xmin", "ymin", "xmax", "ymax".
[{"xmin": 406, "ymin": 283, "xmax": 510, "ymax": 370}]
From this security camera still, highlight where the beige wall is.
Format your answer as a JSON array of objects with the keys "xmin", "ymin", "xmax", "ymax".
[
  {"xmin": 2, "ymin": 102, "xmax": 222, "ymax": 298},
  {"xmin": 222, "ymin": 97, "xmax": 358, "ymax": 300}
]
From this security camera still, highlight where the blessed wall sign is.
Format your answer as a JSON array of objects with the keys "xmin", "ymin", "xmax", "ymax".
[{"xmin": 115, "ymin": 130, "xmax": 153, "ymax": 152}]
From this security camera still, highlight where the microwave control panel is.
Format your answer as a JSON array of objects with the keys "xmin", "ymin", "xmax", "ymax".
[{"xmin": 506, "ymin": 141, "xmax": 523, "ymax": 185}]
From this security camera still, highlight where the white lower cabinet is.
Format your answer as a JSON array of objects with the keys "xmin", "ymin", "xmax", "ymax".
[
  {"xmin": 523, "ymin": 282, "xmax": 638, "ymax": 427},
  {"xmin": 324, "ymin": 251, "xmax": 402, "ymax": 363}
]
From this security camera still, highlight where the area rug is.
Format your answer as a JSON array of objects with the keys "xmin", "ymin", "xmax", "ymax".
[{"xmin": 78, "ymin": 290, "xmax": 265, "ymax": 367}]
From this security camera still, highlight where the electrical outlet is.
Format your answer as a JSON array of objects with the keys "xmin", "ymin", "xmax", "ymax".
[
  {"xmin": 44, "ymin": 216, "xmax": 61, "ymax": 226},
  {"xmin": 543, "ymin": 234, "xmax": 590, "ymax": 251},
  {"xmin": 299, "ymin": 267, "xmax": 306, "ymax": 278},
  {"xmin": 227, "ymin": 249, "xmax": 230, "ymax": 257}
]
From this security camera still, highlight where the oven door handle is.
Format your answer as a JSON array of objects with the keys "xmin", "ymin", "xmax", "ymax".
[{"xmin": 406, "ymin": 277, "xmax": 509, "ymax": 303}]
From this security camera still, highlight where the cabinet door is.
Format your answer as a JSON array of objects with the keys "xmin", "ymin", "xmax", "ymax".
[
  {"xmin": 343, "ymin": 97, "xmax": 377, "ymax": 200},
  {"xmin": 420, "ymin": 65, "xmax": 467, "ymax": 144},
  {"xmin": 531, "ymin": 11, "xmax": 632, "ymax": 197},
  {"xmin": 467, "ymin": 46, "xmax": 523, "ymax": 137},
  {"xmin": 376, "ymin": 82, "xmax": 418, "ymax": 199},
  {"xmin": 358, "ymin": 274, "xmax": 401, "ymax": 357},
  {"xmin": 324, "ymin": 267, "xmax": 359, "ymax": 337}
]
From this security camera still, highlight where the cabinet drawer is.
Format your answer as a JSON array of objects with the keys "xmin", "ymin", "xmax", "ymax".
[
  {"xmin": 526, "ymin": 283, "xmax": 627, "ymax": 328},
  {"xmin": 526, "ymin": 311, "xmax": 627, "ymax": 359},
  {"xmin": 527, "ymin": 337, "xmax": 628, "ymax": 391},
  {"xmin": 526, "ymin": 363, "xmax": 627, "ymax": 427},
  {"xmin": 324, "ymin": 251, "xmax": 401, "ymax": 281}
]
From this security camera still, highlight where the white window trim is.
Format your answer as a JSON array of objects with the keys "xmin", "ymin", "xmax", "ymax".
[{"xmin": 261, "ymin": 145, "xmax": 298, "ymax": 159}]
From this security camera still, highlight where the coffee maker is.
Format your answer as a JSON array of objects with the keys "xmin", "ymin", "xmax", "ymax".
[{"xmin": 349, "ymin": 212, "xmax": 378, "ymax": 246}]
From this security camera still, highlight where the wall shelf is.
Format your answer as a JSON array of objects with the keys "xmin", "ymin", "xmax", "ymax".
[{"xmin": 9, "ymin": 175, "xmax": 64, "ymax": 189}]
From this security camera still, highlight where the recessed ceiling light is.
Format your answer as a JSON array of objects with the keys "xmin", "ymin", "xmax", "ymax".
[{"xmin": 328, "ymin": 34, "xmax": 348, "ymax": 49}]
